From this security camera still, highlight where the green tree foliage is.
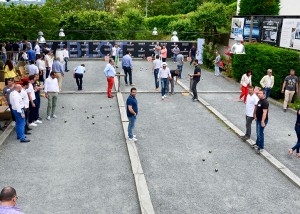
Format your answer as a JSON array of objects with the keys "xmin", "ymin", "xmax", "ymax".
[
  {"xmin": 232, "ymin": 43, "xmax": 300, "ymax": 99},
  {"xmin": 120, "ymin": 9, "xmax": 146, "ymax": 40},
  {"xmin": 45, "ymin": 0, "xmax": 105, "ymax": 12},
  {"xmin": 239, "ymin": 0, "xmax": 280, "ymax": 15}
]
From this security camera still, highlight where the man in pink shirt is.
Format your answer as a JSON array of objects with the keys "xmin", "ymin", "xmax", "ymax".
[{"xmin": 161, "ymin": 45, "xmax": 167, "ymax": 62}]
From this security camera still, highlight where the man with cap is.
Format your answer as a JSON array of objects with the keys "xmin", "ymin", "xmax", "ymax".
[
  {"xmin": 9, "ymin": 84, "xmax": 30, "ymax": 143},
  {"xmin": 158, "ymin": 62, "xmax": 171, "ymax": 100}
]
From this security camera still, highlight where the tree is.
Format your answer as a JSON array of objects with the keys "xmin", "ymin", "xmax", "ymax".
[
  {"xmin": 239, "ymin": 0, "xmax": 280, "ymax": 15},
  {"xmin": 45, "ymin": 0, "xmax": 105, "ymax": 12}
]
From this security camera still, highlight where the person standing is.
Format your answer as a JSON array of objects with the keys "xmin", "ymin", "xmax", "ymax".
[
  {"xmin": 45, "ymin": 51, "xmax": 53, "ymax": 78},
  {"xmin": 74, "ymin": 64, "xmax": 86, "ymax": 90},
  {"xmin": 126, "ymin": 87, "xmax": 138, "ymax": 142},
  {"xmin": 27, "ymin": 47, "xmax": 35, "ymax": 62},
  {"xmin": 52, "ymin": 57, "xmax": 64, "ymax": 91},
  {"xmin": 289, "ymin": 108, "xmax": 300, "ymax": 157},
  {"xmin": 63, "ymin": 46, "xmax": 69, "ymax": 72},
  {"xmin": 154, "ymin": 42, "xmax": 161, "ymax": 59},
  {"xmin": 44, "ymin": 71, "xmax": 59, "ymax": 120},
  {"xmin": 122, "ymin": 51, "xmax": 134, "ymax": 86},
  {"xmin": 239, "ymin": 70, "xmax": 252, "ymax": 103},
  {"xmin": 214, "ymin": 51, "xmax": 221, "ymax": 76},
  {"xmin": 190, "ymin": 59, "xmax": 201, "ymax": 101},
  {"xmin": 27, "ymin": 75, "xmax": 42, "ymax": 127},
  {"xmin": 9, "ymin": 84, "xmax": 30, "ymax": 143},
  {"xmin": 176, "ymin": 51, "xmax": 184, "ymax": 79},
  {"xmin": 260, "ymin": 69, "xmax": 274, "ymax": 99},
  {"xmin": 27, "ymin": 60, "xmax": 39, "ymax": 76},
  {"xmin": 3, "ymin": 60, "xmax": 17, "ymax": 85},
  {"xmin": 111, "ymin": 44, "xmax": 117, "ymax": 62},
  {"xmin": 104, "ymin": 59, "xmax": 116, "ymax": 98},
  {"xmin": 6, "ymin": 42, "xmax": 12, "ymax": 60},
  {"xmin": 2, "ymin": 78, "xmax": 15, "ymax": 124},
  {"xmin": 0, "ymin": 186, "xmax": 25, "ymax": 213},
  {"xmin": 161, "ymin": 45, "xmax": 167, "ymax": 62},
  {"xmin": 253, "ymin": 89, "xmax": 269, "ymax": 154},
  {"xmin": 158, "ymin": 62, "xmax": 171, "ymax": 100},
  {"xmin": 33, "ymin": 74, "xmax": 43, "ymax": 121},
  {"xmin": 241, "ymin": 86, "xmax": 259, "ymax": 140},
  {"xmin": 36, "ymin": 54, "xmax": 46, "ymax": 82},
  {"xmin": 172, "ymin": 45, "xmax": 180, "ymax": 63},
  {"xmin": 169, "ymin": 69, "xmax": 179, "ymax": 95},
  {"xmin": 152, "ymin": 55, "xmax": 161, "ymax": 91},
  {"xmin": 20, "ymin": 81, "xmax": 31, "ymax": 135},
  {"xmin": 282, "ymin": 69, "xmax": 298, "ymax": 112},
  {"xmin": 12, "ymin": 41, "xmax": 20, "ymax": 63},
  {"xmin": 189, "ymin": 45, "xmax": 197, "ymax": 65},
  {"xmin": 34, "ymin": 42, "xmax": 40, "ymax": 61},
  {"xmin": 2, "ymin": 42, "xmax": 7, "ymax": 66}
]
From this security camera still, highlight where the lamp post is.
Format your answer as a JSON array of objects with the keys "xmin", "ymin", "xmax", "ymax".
[
  {"xmin": 152, "ymin": 27, "xmax": 158, "ymax": 36},
  {"xmin": 146, "ymin": 0, "xmax": 148, "ymax": 18},
  {"xmin": 37, "ymin": 31, "xmax": 46, "ymax": 44}
]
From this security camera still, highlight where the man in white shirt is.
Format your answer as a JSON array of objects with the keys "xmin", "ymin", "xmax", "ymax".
[
  {"xmin": 260, "ymin": 69, "xmax": 274, "ymax": 99},
  {"xmin": 27, "ymin": 75, "xmax": 42, "ymax": 127},
  {"xmin": 104, "ymin": 59, "xmax": 116, "ymax": 98},
  {"xmin": 20, "ymin": 81, "xmax": 31, "ymax": 134},
  {"xmin": 241, "ymin": 86, "xmax": 259, "ymax": 140},
  {"xmin": 34, "ymin": 42, "xmax": 40, "ymax": 61},
  {"xmin": 45, "ymin": 51, "xmax": 52, "ymax": 78},
  {"xmin": 74, "ymin": 64, "xmax": 86, "ymax": 90},
  {"xmin": 9, "ymin": 84, "xmax": 30, "ymax": 143},
  {"xmin": 158, "ymin": 62, "xmax": 171, "ymax": 100},
  {"xmin": 44, "ymin": 71, "xmax": 59, "ymax": 120},
  {"xmin": 152, "ymin": 55, "xmax": 161, "ymax": 90},
  {"xmin": 27, "ymin": 60, "xmax": 39, "ymax": 76},
  {"xmin": 62, "ymin": 46, "xmax": 69, "ymax": 72}
]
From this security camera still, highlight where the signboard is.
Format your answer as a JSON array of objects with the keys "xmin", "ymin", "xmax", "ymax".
[
  {"xmin": 243, "ymin": 17, "xmax": 261, "ymax": 42},
  {"xmin": 261, "ymin": 18, "xmax": 282, "ymax": 45},
  {"xmin": 230, "ymin": 18, "xmax": 245, "ymax": 39},
  {"xmin": 279, "ymin": 19, "xmax": 300, "ymax": 50}
]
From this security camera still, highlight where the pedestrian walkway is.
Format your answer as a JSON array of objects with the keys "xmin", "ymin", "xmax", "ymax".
[{"xmin": 0, "ymin": 60, "xmax": 300, "ymax": 214}]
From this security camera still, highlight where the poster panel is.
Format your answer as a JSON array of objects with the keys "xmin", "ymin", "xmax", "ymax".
[
  {"xmin": 230, "ymin": 18, "xmax": 245, "ymax": 39},
  {"xmin": 243, "ymin": 17, "xmax": 261, "ymax": 42},
  {"xmin": 279, "ymin": 19, "xmax": 300, "ymax": 50},
  {"xmin": 261, "ymin": 18, "xmax": 282, "ymax": 45}
]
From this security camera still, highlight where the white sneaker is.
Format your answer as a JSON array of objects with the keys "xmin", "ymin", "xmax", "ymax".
[
  {"xmin": 47, "ymin": 116, "xmax": 51, "ymax": 120},
  {"xmin": 129, "ymin": 137, "xmax": 138, "ymax": 142},
  {"xmin": 164, "ymin": 95, "xmax": 167, "ymax": 98},
  {"xmin": 162, "ymin": 96, "xmax": 164, "ymax": 100},
  {"xmin": 52, "ymin": 115, "xmax": 57, "ymax": 118},
  {"xmin": 133, "ymin": 135, "xmax": 137, "ymax": 138},
  {"xmin": 35, "ymin": 120, "xmax": 43, "ymax": 124},
  {"xmin": 11, "ymin": 121, "xmax": 16, "ymax": 127},
  {"xmin": 29, "ymin": 122, "xmax": 37, "ymax": 127}
]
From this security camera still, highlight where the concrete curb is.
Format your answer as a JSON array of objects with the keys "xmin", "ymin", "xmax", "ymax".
[
  {"xmin": 0, "ymin": 123, "xmax": 14, "ymax": 147},
  {"xmin": 114, "ymin": 78, "xmax": 155, "ymax": 214},
  {"xmin": 177, "ymin": 79, "xmax": 300, "ymax": 188}
]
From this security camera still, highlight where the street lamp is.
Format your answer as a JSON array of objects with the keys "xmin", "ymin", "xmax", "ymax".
[
  {"xmin": 152, "ymin": 27, "xmax": 158, "ymax": 36},
  {"xmin": 37, "ymin": 31, "xmax": 46, "ymax": 44},
  {"xmin": 59, "ymin": 28, "xmax": 65, "ymax": 38}
]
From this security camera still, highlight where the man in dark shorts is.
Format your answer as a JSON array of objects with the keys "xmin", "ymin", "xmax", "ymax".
[{"xmin": 253, "ymin": 89, "xmax": 269, "ymax": 154}]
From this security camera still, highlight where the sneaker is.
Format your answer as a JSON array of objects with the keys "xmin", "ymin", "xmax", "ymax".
[
  {"xmin": 52, "ymin": 115, "xmax": 57, "ymax": 118},
  {"xmin": 46, "ymin": 116, "xmax": 51, "ymax": 120},
  {"xmin": 11, "ymin": 121, "xmax": 16, "ymax": 127},
  {"xmin": 133, "ymin": 135, "xmax": 137, "ymax": 138},
  {"xmin": 251, "ymin": 143, "xmax": 257, "ymax": 148},
  {"xmin": 35, "ymin": 120, "xmax": 43, "ymax": 124},
  {"xmin": 193, "ymin": 98, "xmax": 198, "ymax": 102},
  {"xmin": 164, "ymin": 95, "xmax": 167, "ymax": 98},
  {"xmin": 130, "ymin": 83, "xmax": 136, "ymax": 86},
  {"xmin": 162, "ymin": 96, "xmax": 164, "ymax": 100},
  {"xmin": 283, "ymin": 109, "xmax": 287, "ymax": 112},
  {"xmin": 29, "ymin": 122, "xmax": 37, "ymax": 127},
  {"xmin": 241, "ymin": 135, "xmax": 249, "ymax": 140}
]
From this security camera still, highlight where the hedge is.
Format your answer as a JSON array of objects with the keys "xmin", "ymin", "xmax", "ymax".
[{"xmin": 231, "ymin": 43, "xmax": 300, "ymax": 99}]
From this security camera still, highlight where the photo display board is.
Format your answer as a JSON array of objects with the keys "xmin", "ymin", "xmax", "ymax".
[
  {"xmin": 261, "ymin": 18, "xmax": 282, "ymax": 45},
  {"xmin": 243, "ymin": 17, "xmax": 262, "ymax": 42},
  {"xmin": 37, "ymin": 41, "xmax": 195, "ymax": 58},
  {"xmin": 279, "ymin": 19, "xmax": 300, "ymax": 50},
  {"xmin": 230, "ymin": 17, "xmax": 245, "ymax": 39}
]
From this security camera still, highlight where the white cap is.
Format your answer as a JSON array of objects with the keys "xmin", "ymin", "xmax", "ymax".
[{"xmin": 162, "ymin": 62, "xmax": 167, "ymax": 66}]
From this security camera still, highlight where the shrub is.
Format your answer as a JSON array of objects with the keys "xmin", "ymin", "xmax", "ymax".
[
  {"xmin": 231, "ymin": 43, "xmax": 300, "ymax": 99},
  {"xmin": 239, "ymin": 0, "xmax": 280, "ymax": 15}
]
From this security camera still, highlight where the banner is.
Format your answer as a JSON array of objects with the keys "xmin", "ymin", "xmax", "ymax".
[
  {"xmin": 279, "ymin": 19, "xmax": 300, "ymax": 50},
  {"xmin": 230, "ymin": 18, "xmax": 245, "ymax": 39},
  {"xmin": 261, "ymin": 18, "xmax": 282, "ymax": 45},
  {"xmin": 243, "ymin": 17, "xmax": 261, "ymax": 42}
]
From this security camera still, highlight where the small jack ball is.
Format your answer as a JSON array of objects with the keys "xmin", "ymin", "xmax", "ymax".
[
  {"xmin": 62, "ymin": 106, "xmax": 64, "ymax": 108},
  {"xmin": 87, "ymin": 116, "xmax": 89, "ymax": 119},
  {"xmin": 100, "ymin": 107, "xmax": 102, "ymax": 109},
  {"xmin": 64, "ymin": 120, "xmax": 67, "ymax": 123},
  {"xmin": 288, "ymin": 134, "xmax": 291, "ymax": 136},
  {"xmin": 92, "ymin": 122, "xmax": 95, "ymax": 125},
  {"xmin": 72, "ymin": 108, "xmax": 75, "ymax": 110},
  {"xmin": 209, "ymin": 151, "xmax": 212, "ymax": 153},
  {"xmin": 202, "ymin": 159, "xmax": 205, "ymax": 162},
  {"xmin": 107, "ymin": 115, "xmax": 109, "ymax": 118},
  {"xmin": 215, "ymin": 169, "xmax": 218, "ymax": 172}
]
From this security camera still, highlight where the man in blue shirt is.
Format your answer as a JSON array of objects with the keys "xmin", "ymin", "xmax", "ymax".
[
  {"xmin": 52, "ymin": 57, "xmax": 64, "ymax": 91},
  {"xmin": 27, "ymin": 47, "xmax": 35, "ymax": 61},
  {"xmin": 122, "ymin": 51, "xmax": 135, "ymax": 86},
  {"xmin": 126, "ymin": 87, "xmax": 138, "ymax": 142},
  {"xmin": 103, "ymin": 59, "xmax": 116, "ymax": 98},
  {"xmin": 74, "ymin": 64, "xmax": 86, "ymax": 91}
]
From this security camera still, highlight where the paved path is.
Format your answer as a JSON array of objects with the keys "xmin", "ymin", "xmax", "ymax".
[{"xmin": 0, "ymin": 60, "xmax": 300, "ymax": 213}]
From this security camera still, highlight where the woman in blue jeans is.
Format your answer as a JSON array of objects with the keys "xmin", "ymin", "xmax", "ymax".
[{"xmin": 289, "ymin": 108, "xmax": 300, "ymax": 157}]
